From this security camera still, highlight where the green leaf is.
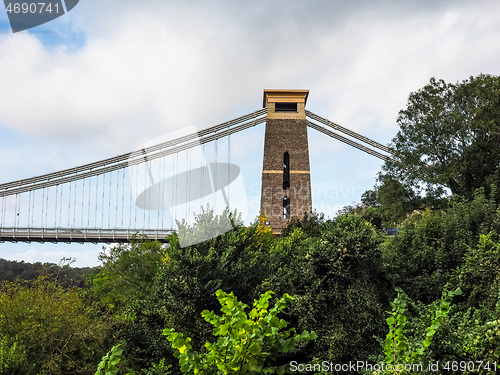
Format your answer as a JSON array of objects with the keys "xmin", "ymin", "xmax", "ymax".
[{"xmin": 249, "ymin": 342, "xmax": 261, "ymax": 355}]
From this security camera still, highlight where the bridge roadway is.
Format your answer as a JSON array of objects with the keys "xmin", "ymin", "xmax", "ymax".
[{"xmin": 0, "ymin": 227, "xmax": 174, "ymax": 243}]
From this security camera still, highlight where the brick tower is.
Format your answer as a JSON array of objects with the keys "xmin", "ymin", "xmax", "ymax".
[{"xmin": 260, "ymin": 89, "xmax": 312, "ymax": 234}]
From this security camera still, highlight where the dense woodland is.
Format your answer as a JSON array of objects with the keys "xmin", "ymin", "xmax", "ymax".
[
  {"xmin": 0, "ymin": 258, "xmax": 94, "ymax": 287},
  {"xmin": 1, "ymin": 74, "xmax": 500, "ymax": 374}
]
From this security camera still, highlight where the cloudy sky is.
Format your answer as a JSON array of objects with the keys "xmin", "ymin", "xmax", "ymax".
[{"xmin": 1, "ymin": 0, "xmax": 499, "ymax": 267}]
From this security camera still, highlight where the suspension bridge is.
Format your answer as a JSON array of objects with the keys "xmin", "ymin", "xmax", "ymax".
[{"xmin": 0, "ymin": 90, "xmax": 396, "ymax": 244}]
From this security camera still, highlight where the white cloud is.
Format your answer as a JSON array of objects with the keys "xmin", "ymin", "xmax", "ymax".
[
  {"xmin": 1, "ymin": 0, "xmax": 500, "ymax": 264},
  {"xmin": 1, "ymin": 0, "xmax": 499, "ymax": 153}
]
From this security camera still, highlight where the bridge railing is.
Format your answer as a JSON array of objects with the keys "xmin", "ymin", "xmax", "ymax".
[{"xmin": 0, "ymin": 227, "xmax": 174, "ymax": 243}]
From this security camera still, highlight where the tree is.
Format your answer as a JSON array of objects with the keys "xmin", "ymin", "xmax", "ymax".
[
  {"xmin": 153, "ymin": 215, "xmax": 274, "ymax": 353},
  {"xmin": 0, "ymin": 257, "xmax": 95, "ymax": 287},
  {"xmin": 450, "ymin": 233, "xmax": 500, "ymax": 364},
  {"xmin": 374, "ymin": 175, "xmax": 418, "ymax": 226},
  {"xmin": 384, "ymin": 74, "xmax": 500, "ymax": 198},
  {"xmin": 381, "ymin": 186, "xmax": 500, "ymax": 304},
  {"xmin": 88, "ymin": 240, "xmax": 168, "ymax": 372},
  {"xmin": 280, "ymin": 210, "xmax": 325, "ymax": 238},
  {"xmin": 90, "ymin": 239, "xmax": 165, "ymax": 311},
  {"xmin": 0, "ymin": 337, "xmax": 34, "ymax": 375},
  {"xmin": 0, "ymin": 277, "xmax": 110, "ymax": 374},
  {"xmin": 267, "ymin": 214, "xmax": 391, "ymax": 368},
  {"xmin": 454, "ymin": 232, "xmax": 500, "ymax": 313}
]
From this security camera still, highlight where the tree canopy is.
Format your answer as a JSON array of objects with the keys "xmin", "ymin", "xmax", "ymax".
[{"xmin": 384, "ymin": 73, "xmax": 500, "ymax": 197}]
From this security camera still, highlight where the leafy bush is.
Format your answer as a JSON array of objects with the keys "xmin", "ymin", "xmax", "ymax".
[
  {"xmin": 449, "ymin": 234, "xmax": 500, "ymax": 365},
  {"xmin": 371, "ymin": 287, "xmax": 461, "ymax": 374},
  {"xmin": 95, "ymin": 344, "xmax": 127, "ymax": 375},
  {"xmin": 165, "ymin": 289, "xmax": 316, "ymax": 374},
  {"xmin": 454, "ymin": 232, "xmax": 500, "ymax": 312},
  {"xmin": 0, "ymin": 337, "xmax": 34, "ymax": 375},
  {"xmin": 95, "ymin": 344, "xmax": 172, "ymax": 375}
]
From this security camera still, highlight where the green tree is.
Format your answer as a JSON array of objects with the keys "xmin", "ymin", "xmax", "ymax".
[
  {"xmin": 382, "ymin": 187, "xmax": 500, "ymax": 304},
  {"xmin": 378, "ymin": 232, "xmax": 500, "ymax": 370},
  {"xmin": 455, "ymin": 295, "xmax": 500, "ymax": 365},
  {"xmin": 153, "ymin": 216, "xmax": 274, "ymax": 353},
  {"xmin": 384, "ymin": 74, "xmax": 500, "ymax": 198},
  {"xmin": 449, "ymin": 233, "xmax": 500, "ymax": 365},
  {"xmin": 90, "ymin": 239, "xmax": 165, "ymax": 312},
  {"xmin": 280, "ymin": 210, "xmax": 325, "ymax": 238},
  {"xmin": 0, "ymin": 277, "xmax": 110, "ymax": 374},
  {"xmin": 268, "ymin": 214, "xmax": 390, "ymax": 368},
  {"xmin": 88, "ymin": 239, "xmax": 168, "ymax": 372},
  {"xmin": 454, "ymin": 232, "xmax": 500, "ymax": 312},
  {"xmin": 175, "ymin": 207, "xmax": 243, "ymax": 247},
  {"xmin": 375, "ymin": 175, "xmax": 418, "ymax": 226}
]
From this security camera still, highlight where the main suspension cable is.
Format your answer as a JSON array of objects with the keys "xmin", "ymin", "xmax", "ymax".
[{"xmin": 0, "ymin": 114, "xmax": 267, "ymax": 197}]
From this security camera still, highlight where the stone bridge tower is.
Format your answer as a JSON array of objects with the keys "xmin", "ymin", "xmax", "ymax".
[{"xmin": 260, "ymin": 89, "xmax": 312, "ymax": 234}]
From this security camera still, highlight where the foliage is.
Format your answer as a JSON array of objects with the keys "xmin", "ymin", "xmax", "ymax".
[
  {"xmin": 243, "ymin": 214, "xmax": 274, "ymax": 248},
  {"xmin": 95, "ymin": 344, "xmax": 172, "ymax": 375},
  {"xmin": 450, "ymin": 234, "xmax": 500, "ymax": 365},
  {"xmin": 110, "ymin": 298, "xmax": 171, "ymax": 372},
  {"xmin": 459, "ymin": 310, "xmax": 500, "ymax": 364},
  {"xmin": 268, "ymin": 214, "xmax": 390, "ymax": 368},
  {"xmin": 90, "ymin": 239, "xmax": 165, "ymax": 311},
  {"xmin": 383, "ymin": 73, "xmax": 500, "ymax": 198},
  {"xmin": 376, "ymin": 287, "xmax": 461, "ymax": 374},
  {"xmin": 362, "ymin": 174, "xmax": 449, "ymax": 227},
  {"xmin": 140, "ymin": 359, "xmax": 172, "ymax": 375},
  {"xmin": 153, "ymin": 216, "xmax": 274, "ymax": 352},
  {"xmin": 0, "ymin": 337, "xmax": 34, "ymax": 375},
  {"xmin": 176, "ymin": 207, "xmax": 243, "ymax": 247},
  {"xmin": 88, "ymin": 239, "xmax": 168, "ymax": 371},
  {"xmin": 95, "ymin": 345, "xmax": 128, "ymax": 375},
  {"xmin": 111, "ymin": 211, "xmax": 274, "ymax": 372},
  {"xmin": 165, "ymin": 289, "xmax": 316, "ymax": 374},
  {"xmin": 375, "ymin": 175, "xmax": 418, "ymax": 226},
  {"xmin": 0, "ymin": 256, "xmax": 95, "ymax": 287},
  {"xmin": 337, "ymin": 201, "xmax": 383, "ymax": 229},
  {"xmin": 454, "ymin": 232, "xmax": 500, "ymax": 312},
  {"xmin": 280, "ymin": 210, "xmax": 325, "ymax": 237},
  {"xmin": 381, "ymin": 188, "xmax": 500, "ymax": 303},
  {"xmin": 0, "ymin": 276, "xmax": 111, "ymax": 375}
]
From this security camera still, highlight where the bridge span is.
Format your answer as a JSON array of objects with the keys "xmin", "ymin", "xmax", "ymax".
[{"xmin": 0, "ymin": 91, "xmax": 398, "ymax": 244}]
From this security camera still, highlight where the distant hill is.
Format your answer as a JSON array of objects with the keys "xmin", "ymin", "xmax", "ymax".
[{"xmin": 0, "ymin": 258, "xmax": 98, "ymax": 287}]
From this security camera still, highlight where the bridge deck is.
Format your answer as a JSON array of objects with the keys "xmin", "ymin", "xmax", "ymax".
[{"xmin": 0, "ymin": 227, "xmax": 173, "ymax": 243}]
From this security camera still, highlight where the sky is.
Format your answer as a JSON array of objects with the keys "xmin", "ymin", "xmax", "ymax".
[{"xmin": 0, "ymin": 0, "xmax": 499, "ymax": 267}]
